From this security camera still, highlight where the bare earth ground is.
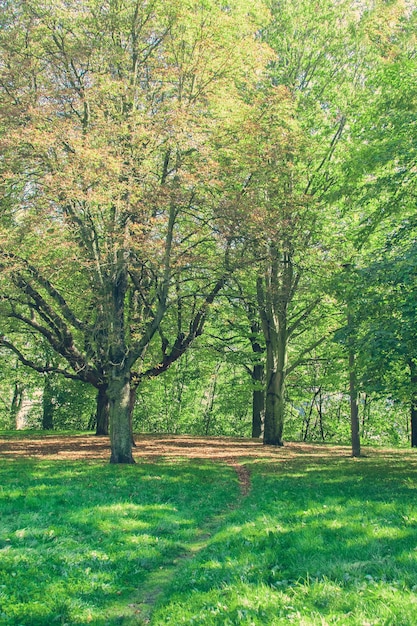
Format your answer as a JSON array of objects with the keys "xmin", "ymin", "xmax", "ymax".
[
  {"xmin": 1, "ymin": 433, "xmax": 413, "ymax": 496},
  {"xmin": 0, "ymin": 434, "xmax": 354, "ymax": 495},
  {"xmin": 0, "ymin": 433, "xmax": 355, "ymax": 462},
  {"xmin": 1, "ymin": 434, "xmax": 411, "ymax": 493}
]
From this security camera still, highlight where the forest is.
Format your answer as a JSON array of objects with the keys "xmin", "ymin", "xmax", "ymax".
[{"xmin": 1, "ymin": 0, "xmax": 417, "ymax": 462}]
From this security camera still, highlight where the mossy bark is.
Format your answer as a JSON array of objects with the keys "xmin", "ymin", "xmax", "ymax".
[{"xmin": 108, "ymin": 370, "xmax": 135, "ymax": 464}]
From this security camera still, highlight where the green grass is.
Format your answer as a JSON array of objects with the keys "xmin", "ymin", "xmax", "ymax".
[
  {"xmin": 2, "ymin": 446, "xmax": 417, "ymax": 625},
  {"xmin": 0, "ymin": 458, "xmax": 240, "ymax": 625}
]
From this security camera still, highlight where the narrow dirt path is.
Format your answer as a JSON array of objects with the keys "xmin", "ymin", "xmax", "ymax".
[
  {"xmin": 0, "ymin": 433, "xmax": 262, "ymax": 624},
  {"xmin": 227, "ymin": 460, "xmax": 251, "ymax": 495},
  {"xmin": 129, "ymin": 460, "xmax": 252, "ymax": 624}
]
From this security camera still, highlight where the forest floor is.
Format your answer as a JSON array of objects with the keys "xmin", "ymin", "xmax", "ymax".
[
  {"xmin": 0, "ymin": 431, "xmax": 388, "ymax": 463},
  {"xmin": 0, "ymin": 432, "xmax": 411, "ymax": 498}
]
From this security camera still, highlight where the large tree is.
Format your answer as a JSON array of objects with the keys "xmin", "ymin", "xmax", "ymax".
[
  {"xmin": 217, "ymin": 0, "xmax": 362, "ymax": 446},
  {"xmin": 237, "ymin": 0, "xmax": 409, "ymax": 446},
  {"xmin": 0, "ymin": 0, "xmax": 270, "ymax": 462}
]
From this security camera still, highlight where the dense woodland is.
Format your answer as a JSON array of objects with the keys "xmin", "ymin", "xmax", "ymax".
[{"xmin": 0, "ymin": 0, "xmax": 416, "ymax": 461}]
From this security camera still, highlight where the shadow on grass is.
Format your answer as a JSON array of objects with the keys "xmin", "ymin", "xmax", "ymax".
[
  {"xmin": 3, "ymin": 451, "xmax": 417, "ymax": 625},
  {"xmin": 150, "ymin": 454, "xmax": 417, "ymax": 625},
  {"xmin": 0, "ymin": 459, "xmax": 239, "ymax": 626}
]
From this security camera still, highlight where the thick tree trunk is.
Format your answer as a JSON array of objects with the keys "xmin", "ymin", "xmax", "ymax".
[
  {"xmin": 263, "ymin": 369, "xmax": 285, "ymax": 445},
  {"xmin": 95, "ymin": 385, "xmax": 110, "ymax": 436},
  {"xmin": 263, "ymin": 334, "xmax": 286, "ymax": 446},
  {"xmin": 252, "ymin": 362, "xmax": 265, "ymax": 438},
  {"xmin": 256, "ymin": 259, "xmax": 289, "ymax": 447},
  {"xmin": 108, "ymin": 371, "xmax": 135, "ymax": 464}
]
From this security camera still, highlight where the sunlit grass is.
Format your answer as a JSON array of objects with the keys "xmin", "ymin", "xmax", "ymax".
[
  {"xmin": 2, "ymin": 447, "xmax": 417, "ymax": 624},
  {"xmin": 151, "ymin": 453, "xmax": 417, "ymax": 626},
  {"xmin": 0, "ymin": 458, "xmax": 239, "ymax": 625}
]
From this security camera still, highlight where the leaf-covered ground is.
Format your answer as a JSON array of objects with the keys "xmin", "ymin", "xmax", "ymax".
[{"xmin": 0, "ymin": 432, "xmax": 364, "ymax": 463}]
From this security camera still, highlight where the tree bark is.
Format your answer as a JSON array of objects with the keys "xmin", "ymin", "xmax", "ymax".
[
  {"xmin": 108, "ymin": 370, "xmax": 135, "ymax": 464},
  {"xmin": 349, "ymin": 345, "xmax": 361, "ymax": 457},
  {"xmin": 263, "ymin": 370, "xmax": 285, "ymax": 445},
  {"xmin": 257, "ymin": 258, "xmax": 289, "ymax": 447},
  {"xmin": 95, "ymin": 385, "xmax": 110, "ymax": 436},
  {"xmin": 252, "ymin": 363, "xmax": 265, "ymax": 438},
  {"xmin": 248, "ymin": 315, "xmax": 265, "ymax": 438},
  {"xmin": 10, "ymin": 381, "xmax": 23, "ymax": 429},
  {"xmin": 263, "ymin": 329, "xmax": 286, "ymax": 446},
  {"xmin": 409, "ymin": 360, "xmax": 417, "ymax": 447}
]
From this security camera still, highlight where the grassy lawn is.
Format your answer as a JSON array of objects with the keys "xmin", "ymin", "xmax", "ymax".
[{"xmin": 1, "ymin": 442, "xmax": 417, "ymax": 625}]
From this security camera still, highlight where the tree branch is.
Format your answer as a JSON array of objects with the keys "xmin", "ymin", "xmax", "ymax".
[{"xmin": 0, "ymin": 338, "xmax": 85, "ymax": 381}]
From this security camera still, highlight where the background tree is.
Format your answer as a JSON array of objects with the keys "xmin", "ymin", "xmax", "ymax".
[
  {"xmin": 216, "ymin": 0, "xmax": 371, "ymax": 446},
  {"xmin": 332, "ymin": 5, "xmax": 417, "ymax": 446}
]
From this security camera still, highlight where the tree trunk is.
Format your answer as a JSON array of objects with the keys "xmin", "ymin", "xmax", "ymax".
[
  {"xmin": 95, "ymin": 385, "xmax": 110, "ymax": 435},
  {"xmin": 263, "ymin": 371, "xmax": 285, "ymax": 445},
  {"xmin": 108, "ymin": 370, "xmax": 135, "ymax": 464},
  {"xmin": 263, "ymin": 333, "xmax": 286, "ymax": 446},
  {"xmin": 252, "ymin": 362, "xmax": 265, "ymax": 438},
  {"xmin": 411, "ymin": 403, "xmax": 417, "ymax": 448},
  {"xmin": 349, "ymin": 348, "xmax": 361, "ymax": 457},
  {"xmin": 10, "ymin": 381, "xmax": 23, "ymax": 429},
  {"xmin": 42, "ymin": 376, "xmax": 54, "ymax": 430},
  {"xmin": 409, "ymin": 360, "xmax": 417, "ymax": 447},
  {"xmin": 256, "ymin": 248, "xmax": 293, "ymax": 447},
  {"xmin": 202, "ymin": 363, "xmax": 220, "ymax": 436}
]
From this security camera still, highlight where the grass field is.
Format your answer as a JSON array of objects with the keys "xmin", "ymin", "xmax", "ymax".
[{"xmin": 1, "ymin": 434, "xmax": 417, "ymax": 625}]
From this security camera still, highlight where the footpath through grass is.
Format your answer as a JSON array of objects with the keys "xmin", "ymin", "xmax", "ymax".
[{"xmin": 1, "ymin": 444, "xmax": 417, "ymax": 625}]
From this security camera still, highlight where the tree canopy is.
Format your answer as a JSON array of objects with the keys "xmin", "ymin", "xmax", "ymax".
[{"xmin": 0, "ymin": 0, "xmax": 416, "ymax": 458}]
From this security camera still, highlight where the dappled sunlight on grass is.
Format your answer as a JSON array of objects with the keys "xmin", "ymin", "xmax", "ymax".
[
  {"xmin": 0, "ymin": 458, "xmax": 239, "ymax": 625},
  {"xmin": 3, "ymin": 440, "xmax": 417, "ymax": 624},
  {"xmin": 151, "ymin": 454, "xmax": 417, "ymax": 625}
]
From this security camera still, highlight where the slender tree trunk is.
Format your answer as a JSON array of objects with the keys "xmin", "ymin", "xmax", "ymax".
[
  {"xmin": 108, "ymin": 369, "xmax": 135, "ymax": 464},
  {"xmin": 248, "ymin": 316, "xmax": 265, "ymax": 438},
  {"xmin": 410, "ymin": 403, "xmax": 417, "ymax": 448},
  {"xmin": 10, "ymin": 381, "xmax": 23, "ymax": 428},
  {"xmin": 409, "ymin": 360, "xmax": 417, "ymax": 447},
  {"xmin": 202, "ymin": 363, "xmax": 220, "ymax": 436},
  {"xmin": 251, "ymin": 363, "xmax": 265, "ymax": 438},
  {"xmin": 303, "ymin": 387, "xmax": 321, "ymax": 441},
  {"xmin": 42, "ymin": 376, "xmax": 54, "ymax": 430},
  {"xmin": 95, "ymin": 385, "xmax": 110, "ymax": 435},
  {"xmin": 317, "ymin": 390, "xmax": 325, "ymax": 441},
  {"xmin": 349, "ymin": 348, "xmax": 361, "ymax": 457}
]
